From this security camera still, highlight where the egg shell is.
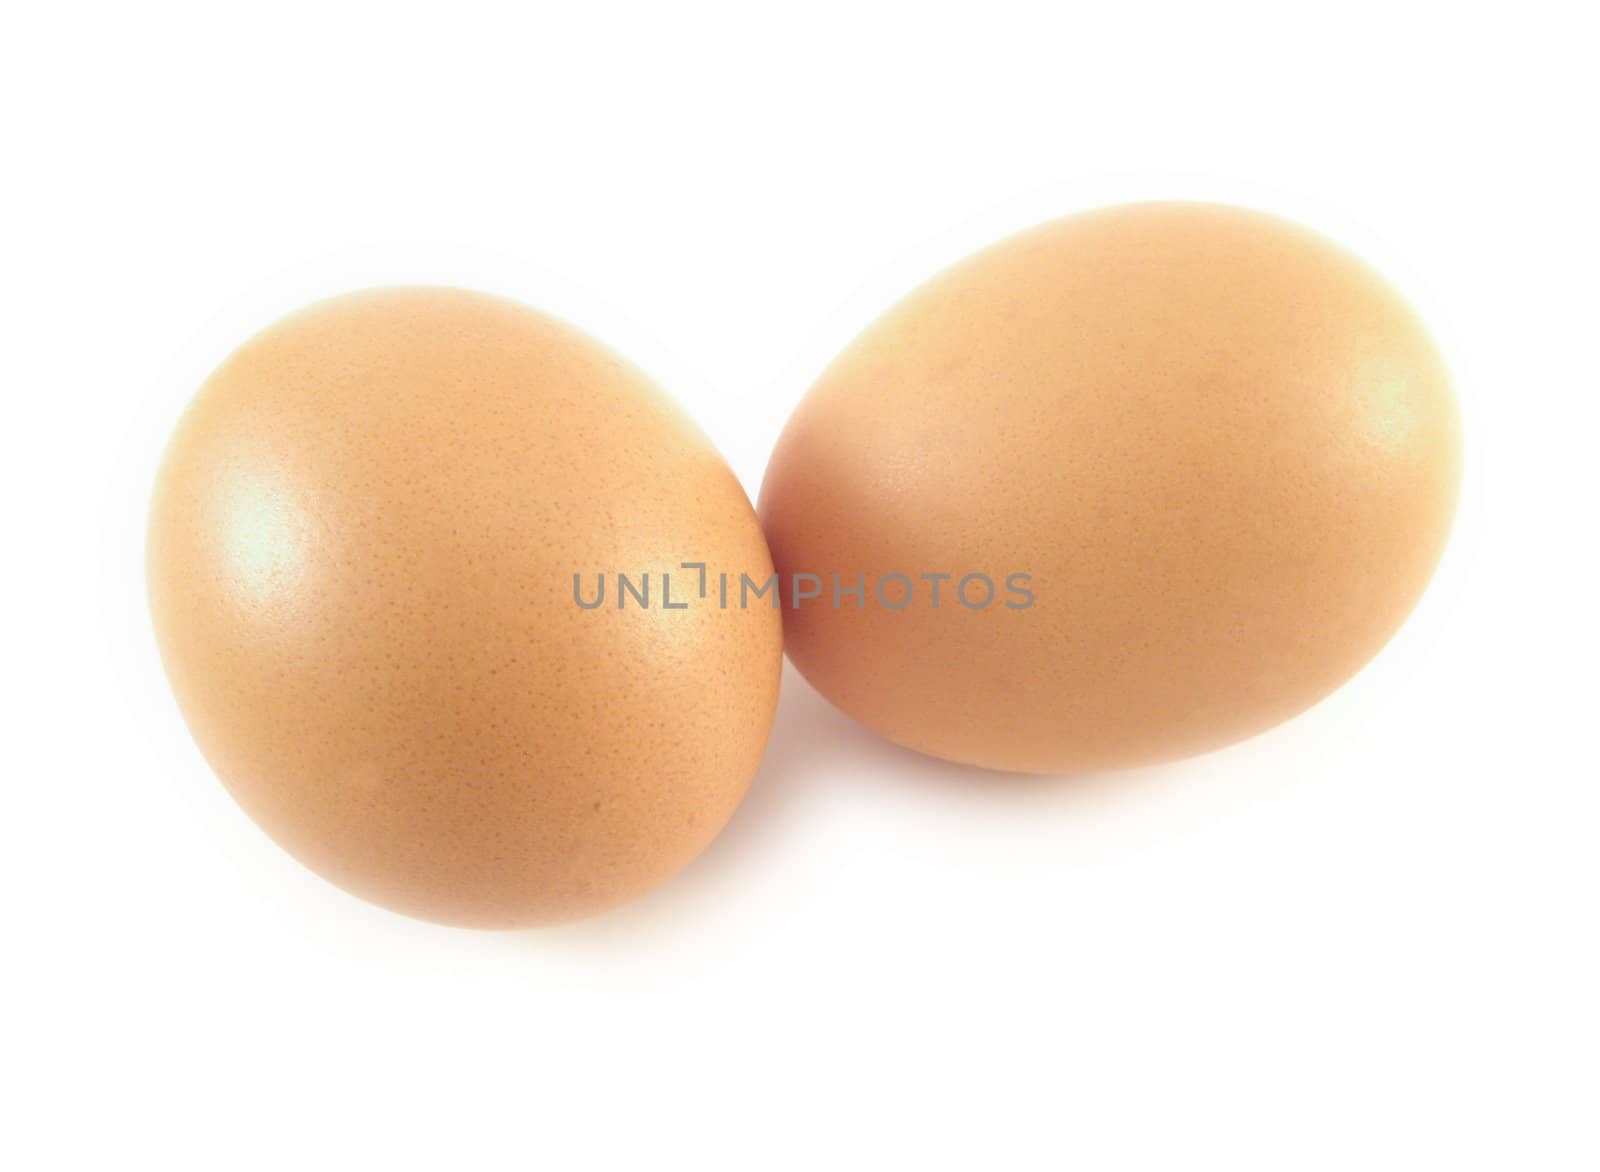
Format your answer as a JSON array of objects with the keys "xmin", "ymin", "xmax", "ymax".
[
  {"xmin": 759, "ymin": 203, "xmax": 1461, "ymax": 773},
  {"xmin": 149, "ymin": 288, "xmax": 781, "ymax": 927}
]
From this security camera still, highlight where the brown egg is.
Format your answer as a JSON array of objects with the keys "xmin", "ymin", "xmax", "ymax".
[
  {"xmin": 149, "ymin": 288, "xmax": 781, "ymax": 927},
  {"xmin": 760, "ymin": 203, "xmax": 1461, "ymax": 773}
]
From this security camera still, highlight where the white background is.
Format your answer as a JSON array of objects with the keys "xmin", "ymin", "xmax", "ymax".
[{"xmin": 4, "ymin": 3, "xmax": 1596, "ymax": 1168}]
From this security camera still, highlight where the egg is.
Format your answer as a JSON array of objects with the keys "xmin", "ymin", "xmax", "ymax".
[
  {"xmin": 149, "ymin": 288, "xmax": 782, "ymax": 927},
  {"xmin": 760, "ymin": 203, "xmax": 1461, "ymax": 773}
]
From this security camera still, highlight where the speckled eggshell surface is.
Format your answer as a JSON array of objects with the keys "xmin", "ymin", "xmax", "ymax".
[
  {"xmin": 149, "ymin": 288, "xmax": 782, "ymax": 927},
  {"xmin": 759, "ymin": 203, "xmax": 1461, "ymax": 774}
]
